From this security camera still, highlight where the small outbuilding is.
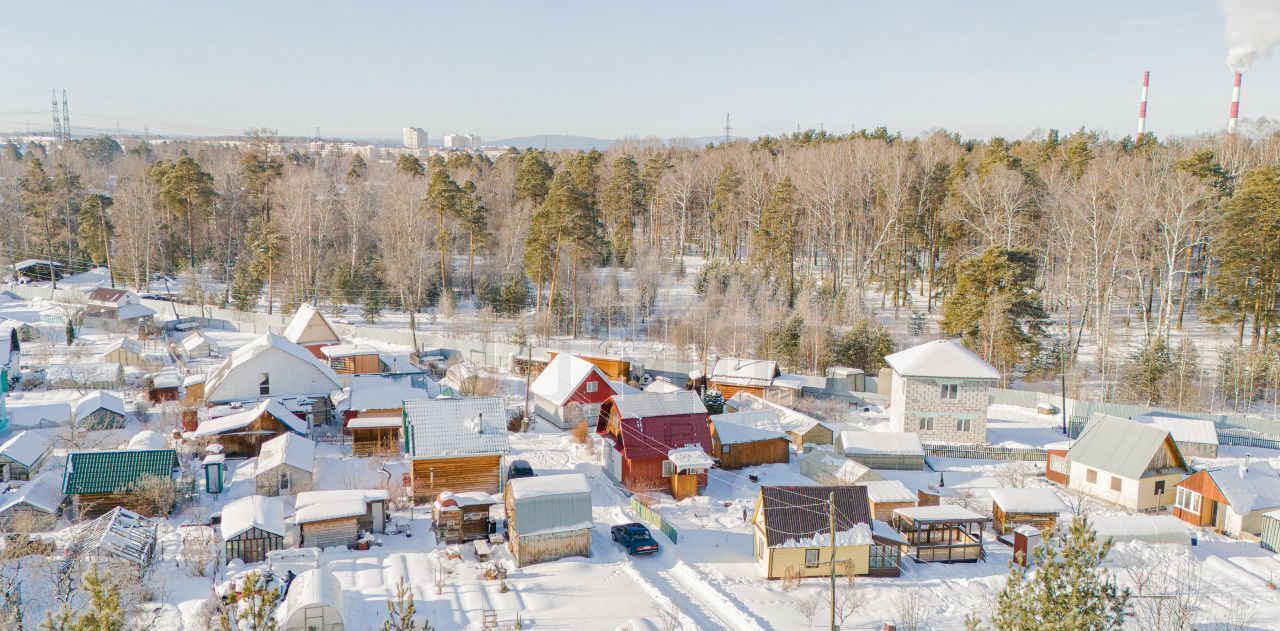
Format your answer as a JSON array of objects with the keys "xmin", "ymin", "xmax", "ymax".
[
  {"xmin": 708, "ymin": 411, "xmax": 790, "ymax": 469},
  {"xmin": 1135, "ymin": 415, "xmax": 1220, "ymax": 459},
  {"xmin": 1091, "ymin": 514, "xmax": 1191, "ymax": 546},
  {"xmin": 63, "ymin": 447, "xmax": 177, "ymax": 518},
  {"xmin": 0, "ymin": 469, "xmax": 63, "ymax": 531},
  {"xmin": 1260, "ymin": 511, "xmax": 1280, "ymax": 552},
  {"xmin": 254, "ymin": 433, "xmax": 316, "ymax": 497},
  {"xmin": 724, "ymin": 392, "xmax": 834, "ymax": 449},
  {"xmin": 506, "ymin": 473, "xmax": 593, "ymax": 567},
  {"xmin": 432, "ymin": 491, "xmax": 495, "ymax": 544},
  {"xmin": 987, "ymin": 487, "xmax": 1069, "ymax": 535},
  {"xmin": 836, "ymin": 431, "xmax": 926, "ymax": 470},
  {"xmin": 860, "ymin": 479, "xmax": 918, "ymax": 522},
  {"xmin": 339, "ymin": 373, "xmax": 438, "ymax": 425},
  {"xmin": 320, "ymin": 343, "xmax": 383, "ymax": 375},
  {"xmin": 74, "ymin": 391, "xmax": 127, "ymax": 430},
  {"xmin": 348, "ymin": 415, "xmax": 403, "ymax": 457},
  {"xmin": 277, "ymin": 568, "xmax": 345, "ymax": 631},
  {"xmin": 101, "ymin": 337, "xmax": 144, "ymax": 367},
  {"xmin": 0, "ymin": 430, "xmax": 53, "ymax": 481},
  {"xmin": 282, "ymin": 303, "xmax": 342, "ymax": 358},
  {"xmin": 193, "ymin": 398, "xmax": 308, "ymax": 457},
  {"xmin": 181, "ymin": 332, "xmax": 215, "ymax": 359},
  {"xmin": 292, "ymin": 489, "xmax": 389, "ymax": 549},
  {"xmin": 221, "ymin": 495, "xmax": 288, "ymax": 564}
]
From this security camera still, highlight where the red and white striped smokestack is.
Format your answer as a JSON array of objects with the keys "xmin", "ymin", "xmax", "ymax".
[
  {"xmin": 1228, "ymin": 72, "xmax": 1242, "ymax": 136},
  {"xmin": 1136, "ymin": 71, "xmax": 1150, "ymax": 139}
]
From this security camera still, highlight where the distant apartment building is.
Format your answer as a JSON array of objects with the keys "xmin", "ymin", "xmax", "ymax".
[
  {"xmin": 402, "ymin": 127, "xmax": 428, "ymax": 149},
  {"xmin": 443, "ymin": 133, "xmax": 481, "ymax": 150}
]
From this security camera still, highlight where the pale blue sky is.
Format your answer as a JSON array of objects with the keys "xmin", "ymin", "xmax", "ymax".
[{"xmin": 0, "ymin": 1, "xmax": 1267, "ymax": 141}]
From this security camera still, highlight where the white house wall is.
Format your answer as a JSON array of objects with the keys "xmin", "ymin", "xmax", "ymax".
[{"xmin": 206, "ymin": 347, "xmax": 338, "ymax": 403}]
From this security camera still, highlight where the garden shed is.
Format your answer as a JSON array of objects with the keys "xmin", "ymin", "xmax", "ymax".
[
  {"xmin": 74, "ymin": 391, "xmax": 127, "ymax": 430},
  {"xmin": 709, "ymin": 411, "xmax": 790, "ymax": 469},
  {"xmin": 0, "ymin": 469, "xmax": 63, "ymax": 530},
  {"xmin": 0, "ymin": 430, "xmax": 53, "ymax": 481},
  {"xmin": 432, "ymin": 490, "xmax": 495, "ymax": 544},
  {"xmin": 987, "ymin": 487, "xmax": 1068, "ymax": 535},
  {"xmin": 860, "ymin": 479, "xmax": 918, "ymax": 521},
  {"xmin": 292, "ymin": 489, "xmax": 388, "ymax": 549},
  {"xmin": 1261, "ymin": 510, "xmax": 1280, "ymax": 552},
  {"xmin": 506, "ymin": 473, "xmax": 593, "ymax": 567},
  {"xmin": 798, "ymin": 446, "xmax": 884, "ymax": 486},
  {"xmin": 836, "ymin": 431, "xmax": 926, "ymax": 470},
  {"xmin": 254, "ymin": 433, "xmax": 315, "ymax": 496}
]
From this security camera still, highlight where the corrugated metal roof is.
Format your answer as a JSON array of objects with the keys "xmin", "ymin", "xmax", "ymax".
[
  {"xmin": 612, "ymin": 391, "xmax": 707, "ymax": 419},
  {"xmin": 1205, "ymin": 461, "xmax": 1280, "ymax": 514},
  {"xmin": 63, "ymin": 449, "xmax": 175, "ymax": 495},
  {"xmin": 509, "ymin": 473, "xmax": 593, "ymax": 536},
  {"xmin": 404, "ymin": 397, "xmax": 509, "ymax": 458},
  {"xmin": 1068, "ymin": 413, "xmax": 1184, "ymax": 480},
  {"xmin": 758, "ymin": 485, "xmax": 871, "ymax": 547}
]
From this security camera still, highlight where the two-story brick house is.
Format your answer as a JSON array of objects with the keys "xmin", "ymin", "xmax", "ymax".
[{"xmin": 884, "ymin": 340, "xmax": 998, "ymax": 444}]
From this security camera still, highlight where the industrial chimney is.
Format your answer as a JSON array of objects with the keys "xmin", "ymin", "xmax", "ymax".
[
  {"xmin": 1228, "ymin": 72, "xmax": 1243, "ymax": 136},
  {"xmin": 1137, "ymin": 71, "xmax": 1150, "ymax": 140}
]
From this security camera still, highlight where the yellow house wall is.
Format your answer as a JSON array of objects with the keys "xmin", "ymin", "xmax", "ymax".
[{"xmin": 765, "ymin": 543, "xmax": 870, "ymax": 579}]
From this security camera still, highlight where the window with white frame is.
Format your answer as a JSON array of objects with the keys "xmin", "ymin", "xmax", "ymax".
[
  {"xmin": 1048, "ymin": 455, "xmax": 1069, "ymax": 475},
  {"xmin": 1175, "ymin": 487, "xmax": 1201, "ymax": 514},
  {"xmin": 918, "ymin": 417, "xmax": 935, "ymax": 431},
  {"xmin": 586, "ymin": 380, "xmax": 598, "ymax": 393},
  {"xmin": 940, "ymin": 383, "xmax": 958, "ymax": 400},
  {"xmin": 956, "ymin": 418, "xmax": 972, "ymax": 432},
  {"xmin": 662, "ymin": 460, "xmax": 676, "ymax": 477},
  {"xmin": 804, "ymin": 548, "xmax": 820, "ymax": 567}
]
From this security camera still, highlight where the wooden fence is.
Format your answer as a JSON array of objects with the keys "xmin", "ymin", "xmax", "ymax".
[
  {"xmin": 630, "ymin": 497, "xmax": 680, "ymax": 544},
  {"xmin": 923, "ymin": 443, "xmax": 1046, "ymax": 462}
]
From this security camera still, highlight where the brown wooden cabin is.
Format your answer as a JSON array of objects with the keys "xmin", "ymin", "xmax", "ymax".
[
  {"xmin": 891, "ymin": 505, "xmax": 991, "ymax": 563},
  {"xmin": 708, "ymin": 357, "xmax": 780, "ymax": 400},
  {"xmin": 548, "ymin": 351, "xmax": 631, "ymax": 382},
  {"xmin": 403, "ymin": 398, "xmax": 510, "ymax": 503},
  {"xmin": 708, "ymin": 412, "xmax": 790, "ymax": 469},
  {"xmin": 987, "ymin": 488, "xmax": 1069, "ymax": 536},
  {"xmin": 193, "ymin": 399, "xmax": 308, "ymax": 458},
  {"xmin": 861, "ymin": 480, "xmax": 918, "ymax": 522},
  {"xmin": 432, "ymin": 491, "xmax": 495, "ymax": 544},
  {"xmin": 293, "ymin": 490, "xmax": 389, "ymax": 549},
  {"xmin": 349, "ymin": 416, "xmax": 402, "ymax": 457},
  {"xmin": 63, "ymin": 449, "xmax": 177, "ymax": 519},
  {"xmin": 321, "ymin": 344, "xmax": 383, "ymax": 375}
]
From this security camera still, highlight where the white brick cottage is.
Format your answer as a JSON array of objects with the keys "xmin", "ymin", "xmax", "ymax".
[{"xmin": 884, "ymin": 340, "xmax": 998, "ymax": 444}]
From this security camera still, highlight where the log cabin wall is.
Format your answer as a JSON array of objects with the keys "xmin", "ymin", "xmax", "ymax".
[
  {"xmin": 714, "ymin": 436, "xmax": 789, "ymax": 469},
  {"xmin": 410, "ymin": 455, "xmax": 502, "ymax": 502},
  {"xmin": 299, "ymin": 516, "xmax": 358, "ymax": 549}
]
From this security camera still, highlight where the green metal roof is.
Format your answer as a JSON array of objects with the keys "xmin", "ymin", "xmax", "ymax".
[
  {"xmin": 1068, "ymin": 414, "xmax": 1185, "ymax": 480},
  {"xmin": 62, "ymin": 449, "xmax": 176, "ymax": 495}
]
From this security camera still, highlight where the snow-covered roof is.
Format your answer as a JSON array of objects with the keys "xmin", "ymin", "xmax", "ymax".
[
  {"xmin": 221, "ymin": 495, "xmax": 288, "ymax": 539},
  {"xmin": 0, "ymin": 430, "xmax": 52, "ymax": 468},
  {"xmin": 102, "ymin": 337, "xmax": 142, "ymax": 356},
  {"xmin": 204, "ymin": 332, "xmax": 341, "ymax": 400},
  {"xmin": 292, "ymin": 489, "xmax": 388, "ymax": 524},
  {"xmin": 799, "ymin": 447, "xmax": 883, "ymax": 484},
  {"xmin": 872, "ymin": 519, "xmax": 907, "ymax": 545},
  {"xmin": 181, "ymin": 332, "xmax": 212, "ymax": 352},
  {"xmin": 860, "ymin": 479, "xmax": 916, "ymax": 504},
  {"xmin": 14, "ymin": 259, "xmax": 62, "ymax": 270},
  {"xmin": 276, "ymin": 569, "xmax": 344, "ymax": 628},
  {"xmin": 255, "ymin": 432, "xmax": 316, "ymax": 474},
  {"xmin": 346, "ymin": 415, "xmax": 403, "ymax": 429},
  {"xmin": 116, "ymin": 303, "xmax": 156, "ymax": 321},
  {"xmin": 192, "ymin": 398, "xmax": 307, "ymax": 437},
  {"xmin": 403, "ymin": 397, "xmax": 509, "ymax": 458},
  {"xmin": 346, "ymin": 373, "xmax": 438, "ymax": 411},
  {"xmin": 508, "ymin": 473, "xmax": 591, "ymax": 500},
  {"xmin": 893, "ymin": 505, "xmax": 988, "ymax": 523},
  {"xmin": 667, "ymin": 445, "xmax": 714, "ymax": 471},
  {"xmin": 1204, "ymin": 461, "xmax": 1280, "ymax": 514},
  {"xmin": 610, "ymin": 390, "xmax": 707, "ymax": 419},
  {"xmin": 434, "ymin": 490, "xmax": 495, "ymax": 508},
  {"xmin": 840, "ymin": 431, "xmax": 924, "ymax": 457},
  {"xmin": 319, "ymin": 343, "xmax": 378, "ymax": 358},
  {"xmin": 986, "ymin": 488, "xmax": 1069, "ymax": 514},
  {"xmin": 1134, "ymin": 415, "xmax": 1219, "ymax": 446},
  {"xmin": 282, "ymin": 303, "xmax": 341, "ymax": 346},
  {"xmin": 0, "ymin": 469, "xmax": 63, "ymax": 515},
  {"xmin": 711, "ymin": 412, "xmax": 788, "ymax": 444},
  {"xmin": 529, "ymin": 354, "xmax": 614, "ymax": 406},
  {"xmin": 884, "ymin": 339, "xmax": 999, "ymax": 380},
  {"xmin": 73, "ymin": 391, "xmax": 126, "ymax": 424},
  {"xmin": 771, "ymin": 374, "xmax": 808, "ymax": 390},
  {"xmin": 726, "ymin": 392, "xmax": 824, "ymax": 435},
  {"xmin": 775, "ymin": 523, "xmax": 873, "ymax": 548},
  {"xmin": 6, "ymin": 400, "xmax": 72, "ymax": 426},
  {"xmin": 710, "ymin": 357, "xmax": 780, "ymax": 387},
  {"xmin": 643, "ymin": 378, "xmax": 682, "ymax": 394},
  {"xmin": 1092, "ymin": 515, "xmax": 1190, "ymax": 545},
  {"xmin": 126, "ymin": 431, "xmax": 169, "ymax": 451},
  {"xmin": 151, "ymin": 371, "xmax": 181, "ymax": 389}
]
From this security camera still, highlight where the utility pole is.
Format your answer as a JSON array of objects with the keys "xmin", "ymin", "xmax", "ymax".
[
  {"xmin": 828, "ymin": 491, "xmax": 838, "ymax": 631},
  {"xmin": 1060, "ymin": 372, "xmax": 1068, "ymax": 435},
  {"xmin": 522, "ymin": 328, "xmax": 532, "ymax": 432},
  {"xmin": 51, "ymin": 90, "xmax": 62, "ymax": 144},
  {"xmin": 61, "ymin": 90, "xmax": 70, "ymax": 141}
]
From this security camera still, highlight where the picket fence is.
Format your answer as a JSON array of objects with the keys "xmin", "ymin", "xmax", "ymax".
[{"xmin": 630, "ymin": 497, "xmax": 680, "ymax": 544}]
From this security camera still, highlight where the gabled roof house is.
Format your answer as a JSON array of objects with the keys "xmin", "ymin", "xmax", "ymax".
[
  {"xmin": 203, "ymin": 333, "xmax": 341, "ymax": 404},
  {"xmin": 529, "ymin": 354, "xmax": 618, "ymax": 430},
  {"xmin": 403, "ymin": 397, "xmax": 510, "ymax": 502},
  {"xmin": 885, "ymin": 339, "xmax": 998, "ymax": 444},
  {"xmin": 596, "ymin": 391, "xmax": 712, "ymax": 499},
  {"xmin": 1066, "ymin": 414, "xmax": 1190, "ymax": 510},
  {"xmin": 1173, "ymin": 460, "xmax": 1280, "ymax": 537},
  {"xmin": 282, "ymin": 303, "xmax": 341, "ymax": 358}
]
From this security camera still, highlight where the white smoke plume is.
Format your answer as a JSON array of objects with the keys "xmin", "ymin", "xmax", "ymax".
[{"xmin": 1220, "ymin": 0, "xmax": 1280, "ymax": 71}]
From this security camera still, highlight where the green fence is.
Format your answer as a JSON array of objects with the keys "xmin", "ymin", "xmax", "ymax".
[{"xmin": 630, "ymin": 497, "xmax": 679, "ymax": 544}]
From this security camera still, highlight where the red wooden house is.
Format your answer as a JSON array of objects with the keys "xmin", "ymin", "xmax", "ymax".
[
  {"xmin": 596, "ymin": 391, "xmax": 713, "ymax": 499},
  {"xmin": 530, "ymin": 354, "xmax": 619, "ymax": 430}
]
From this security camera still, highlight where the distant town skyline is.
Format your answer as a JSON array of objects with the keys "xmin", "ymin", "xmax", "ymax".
[{"xmin": 0, "ymin": 1, "xmax": 1274, "ymax": 142}]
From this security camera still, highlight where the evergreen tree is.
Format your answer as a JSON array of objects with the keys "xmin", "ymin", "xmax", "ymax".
[
  {"xmin": 830, "ymin": 320, "xmax": 896, "ymax": 372},
  {"xmin": 940, "ymin": 246, "xmax": 1048, "ymax": 380},
  {"xmin": 600, "ymin": 154, "xmax": 644, "ymax": 266},
  {"xmin": 426, "ymin": 165, "xmax": 465, "ymax": 289},
  {"xmin": 1119, "ymin": 337, "xmax": 1173, "ymax": 405},
  {"xmin": 459, "ymin": 181, "xmax": 489, "ymax": 294},
  {"xmin": 908, "ymin": 310, "xmax": 927, "ymax": 336},
  {"xmin": 230, "ymin": 261, "xmax": 263, "ymax": 311},
  {"xmin": 702, "ymin": 389, "xmax": 725, "ymax": 414},
  {"xmin": 245, "ymin": 214, "xmax": 285, "ymax": 314},
  {"xmin": 41, "ymin": 566, "xmax": 125, "ymax": 631},
  {"xmin": 710, "ymin": 164, "xmax": 742, "ymax": 258},
  {"xmin": 77, "ymin": 135, "xmax": 123, "ymax": 165},
  {"xmin": 978, "ymin": 517, "xmax": 1130, "ymax": 631},
  {"xmin": 51, "ymin": 162, "xmax": 85, "ymax": 260},
  {"xmin": 153, "ymin": 154, "xmax": 217, "ymax": 269},
  {"xmin": 238, "ymin": 152, "xmax": 283, "ymax": 217},
  {"xmin": 514, "ymin": 150, "xmax": 554, "ymax": 206},
  {"xmin": 77, "ymin": 193, "xmax": 114, "ymax": 269},
  {"xmin": 20, "ymin": 159, "xmax": 59, "ymax": 282},
  {"xmin": 1211, "ymin": 166, "xmax": 1280, "ymax": 348},
  {"xmin": 568, "ymin": 149, "xmax": 602, "ymax": 207},
  {"xmin": 223, "ymin": 570, "xmax": 280, "ymax": 631},
  {"xmin": 1, "ymin": 141, "xmax": 20, "ymax": 162},
  {"xmin": 751, "ymin": 177, "xmax": 799, "ymax": 301},
  {"xmin": 380, "ymin": 577, "xmax": 433, "ymax": 631},
  {"xmin": 396, "ymin": 154, "xmax": 425, "ymax": 178},
  {"xmin": 765, "ymin": 314, "xmax": 805, "ymax": 369},
  {"xmin": 347, "ymin": 153, "xmax": 368, "ymax": 181}
]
